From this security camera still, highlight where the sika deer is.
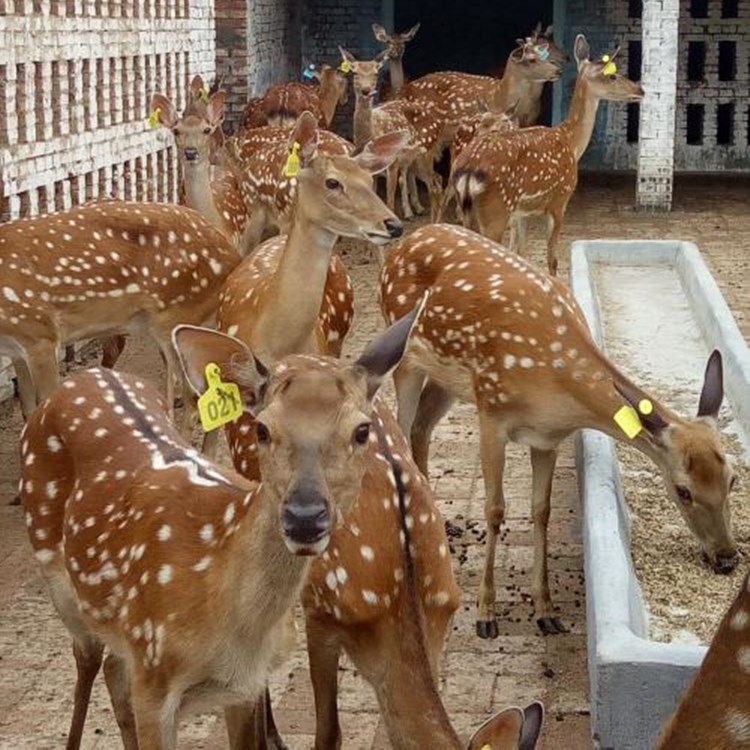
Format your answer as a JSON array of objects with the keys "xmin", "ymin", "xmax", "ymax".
[
  {"xmin": 20, "ymin": 311, "xmax": 421, "ymax": 750},
  {"xmin": 0, "ymin": 201, "xmax": 240, "ymax": 420},
  {"xmin": 372, "ymin": 21, "xmax": 421, "ymax": 97},
  {"xmin": 380, "ymin": 223, "xmax": 738, "ymax": 638},
  {"xmin": 656, "ymin": 568, "xmax": 750, "ymax": 749},
  {"xmin": 238, "ymin": 64, "xmax": 349, "ymax": 131},
  {"xmin": 452, "ymin": 34, "xmax": 643, "ymax": 275}
]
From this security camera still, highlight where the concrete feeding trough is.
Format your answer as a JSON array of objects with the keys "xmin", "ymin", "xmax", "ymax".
[{"xmin": 569, "ymin": 240, "xmax": 750, "ymax": 750}]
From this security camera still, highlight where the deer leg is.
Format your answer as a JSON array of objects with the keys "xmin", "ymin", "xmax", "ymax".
[
  {"xmin": 224, "ymin": 691, "xmax": 288, "ymax": 750},
  {"xmin": 509, "ymin": 216, "xmax": 529, "ymax": 257},
  {"xmin": 24, "ymin": 339, "xmax": 60, "ymax": 405},
  {"xmin": 474, "ymin": 197, "xmax": 511, "ymax": 245},
  {"xmin": 307, "ymin": 617, "xmax": 342, "ymax": 750},
  {"xmin": 132, "ymin": 685, "xmax": 179, "ymax": 750},
  {"xmin": 410, "ymin": 379, "xmax": 455, "ymax": 478},
  {"xmin": 398, "ymin": 167, "xmax": 414, "ymax": 220},
  {"xmin": 103, "ymin": 652, "xmax": 138, "ymax": 750},
  {"xmin": 413, "ymin": 156, "xmax": 441, "ymax": 221},
  {"xmin": 476, "ymin": 411, "xmax": 507, "ymax": 639},
  {"xmin": 393, "ymin": 364, "xmax": 425, "ymax": 448},
  {"xmin": 407, "ymin": 165, "xmax": 426, "ymax": 215},
  {"xmin": 13, "ymin": 357, "xmax": 37, "ymax": 419},
  {"xmin": 66, "ymin": 637, "xmax": 105, "ymax": 750},
  {"xmin": 545, "ymin": 204, "xmax": 567, "ymax": 277},
  {"xmin": 241, "ymin": 206, "xmax": 269, "ymax": 255},
  {"xmin": 386, "ymin": 164, "xmax": 399, "ymax": 214},
  {"xmin": 101, "ymin": 335, "xmax": 127, "ymax": 369},
  {"xmin": 530, "ymin": 447, "xmax": 566, "ymax": 635}
]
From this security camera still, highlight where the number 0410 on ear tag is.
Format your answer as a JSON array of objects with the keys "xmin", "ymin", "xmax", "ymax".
[{"xmin": 198, "ymin": 363, "xmax": 243, "ymax": 432}]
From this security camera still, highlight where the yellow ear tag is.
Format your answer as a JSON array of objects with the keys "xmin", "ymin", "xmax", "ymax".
[
  {"xmin": 147, "ymin": 107, "xmax": 161, "ymax": 128},
  {"xmin": 601, "ymin": 55, "xmax": 618, "ymax": 76},
  {"xmin": 339, "ymin": 59, "xmax": 352, "ymax": 74},
  {"xmin": 481, "ymin": 745, "xmax": 492, "ymax": 750},
  {"xmin": 614, "ymin": 405, "xmax": 643, "ymax": 440},
  {"xmin": 197, "ymin": 363, "xmax": 243, "ymax": 432},
  {"xmin": 199, "ymin": 86, "xmax": 210, "ymax": 103},
  {"xmin": 283, "ymin": 141, "xmax": 302, "ymax": 177}
]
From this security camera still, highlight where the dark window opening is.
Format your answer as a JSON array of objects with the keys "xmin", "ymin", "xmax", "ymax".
[
  {"xmin": 687, "ymin": 41, "xmax": 706, "ymax": 81},
  {"xmin": 628, "ymin": 0, "xmax": 642, "ymax": 18},
  {"xmin": 628, "ymin": 40, "xmax": 642, "ymax": 81},
  {"xmin": 717, "ymin": 102, "xmax": 734, "ymax": 145},
  {"xmin": 747, "ymin": 106, "xmax": 750, "ymax": 145},
  {"xmin": 626, "ymin": 103, "xmax": 640, "ymax": 143},
  {"xmin": 718, "ymin": 41, "xmax": 736, "ymax": 81},
  {"xmin": 690, "ymin": 0, "xmax": 709, "ymax": 17},
  {"xmin": 686, "ymin": 104, "xmax": 704, "ymax": 144},
  {"xmin": 721, "ymin": 0, "xmax": 738, "ymax": 17}
]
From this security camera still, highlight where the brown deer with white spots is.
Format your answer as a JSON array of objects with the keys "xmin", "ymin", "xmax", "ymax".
[
  {"xmin": 341, "ymin": 47, "xmax": 443, "ymax": 220},
  {"xmin": 150, "ymin": 88, "xmax": 252, "ymax": 254},
  {"xmin": 19, "ymin": 310, "xmax": 423, "ymax": 750},
  {"xmin": 238, "ymin": 64, "xmax": 349, "ymax": 131},
  {"xmin": 380, "ymin": 223, "xmax": 739, "ymax": 638},
  {"xmin": 399, "ymin": 40, "xmax": 561, "ymax": 154},
  {"xmin": 451, "ymin": 34, "xmax": 643, "ymax": 275},
  {"xmin": 233, "ymin": 119, "xmax": 353, "ymax": 250},
  {"xmin": 372, "ymin": 21, "xmax": 421, "ymax": 98},
  {"xmin": 0, "ymin": 201, "xmax": 240, "ymax": 421},
  {"xmin": 656, "ymin": 568, "xmax": 750, "ymax": 749}
]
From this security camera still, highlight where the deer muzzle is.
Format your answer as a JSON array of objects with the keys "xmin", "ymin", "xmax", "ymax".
[
  {"xmin": 708, "ymin": 548, "xmax": 740, "ymax": 575},
  {"xmin": 281, "ymin": 481, "xmax": 332, "ymax": 556}
]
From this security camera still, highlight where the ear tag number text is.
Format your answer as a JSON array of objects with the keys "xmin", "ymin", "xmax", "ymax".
[{"xmin": 198, "ymin": 363, "xmax": 243, "ymax": 432}]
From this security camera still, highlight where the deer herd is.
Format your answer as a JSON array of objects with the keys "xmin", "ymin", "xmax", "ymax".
[{"xmin": 1, "ymin": 15, "xmax": 746, "ymax": 750}]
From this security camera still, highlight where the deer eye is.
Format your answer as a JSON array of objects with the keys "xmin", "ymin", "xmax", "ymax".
[
  {"xmin": 729, "ymin": 475, "xmax": 738, "ymax": 492},
  {"xmin": 172, "ymin": 126, "xmax": 181, "ymax": 135},
  {"xmin": 675, "ymin": 485, "xmax": 692, "ymax": 504},
  {"xmin": 203, "ymin": 126, "xmax": 212, "ymax": 134},
  {"xmin": 353, "ymin": 423, "xmax": 371, "ymax": 445},
  {"xmin": 256, "ymin": 422, "xmax": 271, "ymax": 445},
  {"xmin": 326, "ymin": 178, "xmax": 342, "ymax": 191}
]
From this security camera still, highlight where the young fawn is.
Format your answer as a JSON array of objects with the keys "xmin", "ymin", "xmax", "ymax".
[
  {"xmin": 451, "ymin": 34, "xmax": 643, "ymax": 275},
  {"xmin": 20, "ymin": 311, "xmax": 420, "ymax": 750},
  {"xmin": 380, "ymin": 223, "xmax": 738, "ymax": 638}
]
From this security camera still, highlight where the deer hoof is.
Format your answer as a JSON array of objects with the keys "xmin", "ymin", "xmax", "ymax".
[
  {"xmin": 536, "ymin": 616, "xmax": 568, "ymax": 635},
  {"xmin": 476, "ymin": 619, "xmax": 499, "ymax": 639}
]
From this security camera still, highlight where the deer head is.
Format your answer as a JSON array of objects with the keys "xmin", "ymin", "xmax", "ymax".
[
  {"xmin": 310, "ymin": 63, "xmax": 350, "ymax": 107},
  {"xmin": 507, "ymin": 40, "xmax": 562, "ymax": 84},
  {"xmin": 573, "ymin": 34, "xmax": 645, "ymax": 102},
  {"xmin": 285, "ymin": 111, "xmax": 407, "ymax": 243},
  {"xmin": 372, "ymin": 22, "xmax": 421, "ymax": 61},
  {"xmin": 151, "ymin": 89, "xmax": 227, "ymax": 169},
  {"xmin": 528, "ymin": 22, "xmax": 570, "ymax": 64},
  {"xmin": 615, "ymin": 351, "xmax": 739, "ymax": 573},
  {"xmin": 173, "ymin": 306, "xmax": 420, "ymax": 556},
  {"xmin": 339, "ymin": 47, "xmax": 388, "ymax": 100}
]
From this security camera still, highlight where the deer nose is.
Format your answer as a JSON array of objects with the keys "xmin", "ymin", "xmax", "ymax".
[
  {"xmin": 384, "ymin": 218, "xmax": 403, "ymax": 239},
  {"xmin": 361, "ymin": 87, "xmax": 373, "ymax": 97},
  {"xmin": 184, "ymin": 148, "xmax": 198, "ymax": 162},
  {"xmin": 713, "ymin": 549, "xmax": 739, "ymax": 574},
  {"xmin": 282, "ymin": 487, "xmax": 331, "ymax": 554}
]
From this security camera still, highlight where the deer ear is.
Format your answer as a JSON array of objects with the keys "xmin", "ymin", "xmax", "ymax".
[
  {"xmin": 372, "ymin": 23, "xmax": 389, "ymax": 42},
  {"xmin": 574, "ymin": 34, "xmax": 591, "ymax": 66},
  {"xmin": 206, "ymin": 91, "xmax": 227, "ymax": 128},
  {"xmin": 520, "ymin": 701, "xmax": 545, "ymax": 750},
  {"xmin": 355, "ymin": 130, "xmax": 410, "ymax": 175},
  {"xmin": 189, "ymin": 75, "xmax": 204, "ymax": 97},
  {"xmin": 172, "ymin": 325, "xmax": 269, "ymax": 414},
  {"xmin": 545, "ymin": 24, "xmax": 554, "ymax": 38},
  {"xmin": 374, "ymin": 49, "xmax": 389, "ymax": 67},
  {"xmin": 403, "ymin": 22, "xmax": 421, "ymax": 41},
  {"xmin": 150, "ymin": 93, "xmax": 177, "ymax": 128},
  {"xmin": 339, "ymin": 46, "xmax": 357, "ymax": 65},
  {"xmin": 289, "ymin": 111, "xmax": 319, "ymax": 167},
  {"xmin": 613, "ymin": 378, "xmax": 669, "ymax": 435},
  {"xmin": 697, "ymin": 350, "xmax": 724, "ymax": 419},
  {"xmin": 466, "ymin": 707, "xmax": 525, "ymax": 749},
  {"xmin": 352, "ymin": 298, "xmax": 424, "ymax": 401}
]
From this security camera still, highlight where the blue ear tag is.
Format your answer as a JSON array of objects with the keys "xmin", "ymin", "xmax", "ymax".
[
  {"xmin": 536, "ymin": 45, "xmax": 550, "ymax": 61},
  {"xmin": 303, "ymin": 64, "xmax": 316, "ymax": 81}
]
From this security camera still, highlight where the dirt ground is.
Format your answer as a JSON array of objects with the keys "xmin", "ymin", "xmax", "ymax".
[{"xmin": 1, "ymin": 173, "xmax": 749, "ymax": 749}]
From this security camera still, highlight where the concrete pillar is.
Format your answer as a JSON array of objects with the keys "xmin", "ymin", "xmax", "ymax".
[{"xmin": 636, "ymin": 0, "xmax": 679, "ymax": 211}]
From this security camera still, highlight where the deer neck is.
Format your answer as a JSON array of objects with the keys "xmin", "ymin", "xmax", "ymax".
[
  {"xmin": 353, "ymin": 92, "xmax": 374, "ymax": 148},
  {"xmin": 388, "ymin": 57, "xmax": 405, "ymax": 94},
  {"xmin": 255, "ymin": 205, "xmax": 337, "ymax": 361},
  {"xmin": 318, "ymin": 79, "xmax": 340, "ymax": 127},
  {"xmin": 182, "ymin": 162, "xmax": 223, "ymax": 230},
  {"xmin": 557, "ymin": 75, "xmax": 601, "ymax": 161},
  {"xmin": 490, "ymin": 62, "xmax": 530, "ymax": 112}
]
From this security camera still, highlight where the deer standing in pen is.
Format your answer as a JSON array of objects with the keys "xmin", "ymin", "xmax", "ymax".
[
  {"xmin": 372, "ymin": 21, "xmax": 421, "ymax": 98},
  {"xmin": 380, "ymin": 222, "xmax": 739, "ymax": 638},
  {"xmin": 0, "ymin": 201, "xmax": 240, "ymax": 422},
  {"xmin": 19, "ymin": 308, "xmax": 427, "ymax": 750},
  {"xmin": 238, "ymin": 63, "xmax": 349, "ymax": 131},
  {"xmin": 340, "ymin": 47, "xmax": 443, "ymax": 220},
  {"xmin": 656, "ymin": 568, "xmax": 750, "ymax": 749},
  {"xmin": 451, "ymin": 34, "xmax": 643, "ymax": 275}
]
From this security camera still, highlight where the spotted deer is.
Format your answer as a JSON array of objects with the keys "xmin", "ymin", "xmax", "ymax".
[
  {"xmin": 372, "ymin": 21, "xmax": 421, "ymax": 97},
  {"xmin": 399, "ymin": 40, "xmax": 561, "ymax": 154},
  {"xmin": 238, "ymin": 64, "xmax": 349, "ymax": 131},
  {"xmin": 452, "ymin": 34, "xmax": 643, "ymax": 275},
  {"xmin": 0, "ymin": 201, "xmax": 240, "ymax": 422},
  {"xmin": 656, "ymin": 568, "xmax": 750, "ymax": 749},
  {"xmin": 232, "ymin": 120, "xmax": 353, "ymax": 250},
  {"xmin": 380, "ymin": 223, "xmax": 739, "ymax": 638},
  {"xmin": 19, "ymin": 309, "xmax": 423, "ymax": 750},
  {"xmin": 340, "ymin": 47, "xmax": 443, "ymax": 220}
]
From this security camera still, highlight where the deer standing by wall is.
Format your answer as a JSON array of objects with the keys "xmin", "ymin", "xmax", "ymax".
[
  {"xmin": 19, "ymin": 310, "xmax": 422, "ymax": 750},
  {"xmin": 372, "ymin": 21, "xmax": 421, "ymax": 98},
  {"xmin": 380, "ymin": 222, "xmax": 739, "ymax": 638},
  {"xmin": 656, "ymin": 568, "xmax": 750, "ymax": 749},
  {"xmin": 0, "ymin": 201, "xmax": 240, "ymax": 421},
  {"xmin": 451, "ymin": 35, "xmax": 643, "ymax": 275}
]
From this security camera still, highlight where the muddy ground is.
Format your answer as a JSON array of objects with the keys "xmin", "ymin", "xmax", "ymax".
[{"xmin": 1, "ymin": 173, "xmax": 749, "ymax": 749}]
